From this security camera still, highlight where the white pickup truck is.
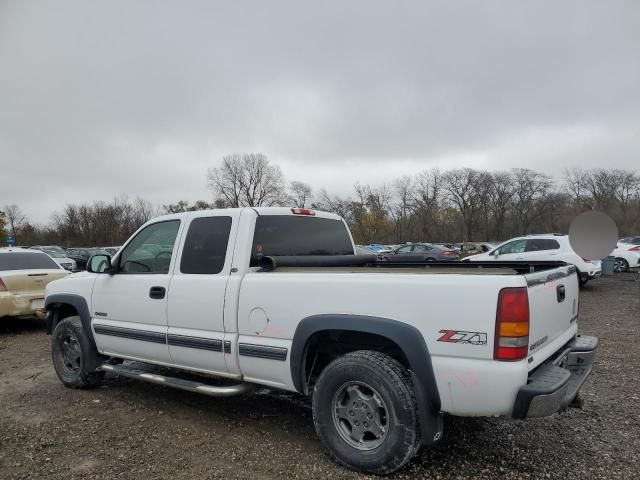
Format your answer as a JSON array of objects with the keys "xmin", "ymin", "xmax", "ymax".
[{"xmin": 44, "ymin": 207, "xmax": 597, "ymax": 475}]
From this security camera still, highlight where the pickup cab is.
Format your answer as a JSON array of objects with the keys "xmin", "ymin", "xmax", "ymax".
[{"xmin": 44, "ymin": 207, "xmax": 597, "ymax": 475}]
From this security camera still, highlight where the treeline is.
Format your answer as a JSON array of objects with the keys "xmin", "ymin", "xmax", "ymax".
[{"xmin": 3, "ymin": 153, "xmax": 640, "ymax": 247}]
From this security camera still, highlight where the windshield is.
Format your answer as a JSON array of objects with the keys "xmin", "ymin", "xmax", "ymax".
[{"xmin": 43, "ymin": 249, "xmax": 66, "ymax": 258}]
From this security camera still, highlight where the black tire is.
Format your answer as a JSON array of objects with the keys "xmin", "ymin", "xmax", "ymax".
[
  {"xmin": 312, "ymin": 351, "xmax": 421, "ymax": 475},
  {"xmin": 614, "ymin": 257, "xmax": 629, "ymax": 273},
  {"xmin": 579, "ymin": 277, "xmax": 589, "ymax": 286},
  {"xmin": 52, "ymin": 316, "xmax": 105, "ymax": 388}
]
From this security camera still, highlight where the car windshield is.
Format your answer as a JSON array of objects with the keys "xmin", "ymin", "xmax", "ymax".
[
  {"xmin": 0, "ymin": 252, "xmax": 60, "ymax": 271},
  {"xmin": 43, "ymin": 249, "xmax": 66, "ymax": 258},
  {"xmin": 88, "ymin": 249, "xmax": 110, "ymax": 256}
]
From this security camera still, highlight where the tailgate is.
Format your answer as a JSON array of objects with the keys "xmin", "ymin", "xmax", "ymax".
[
  {"xmin": 524, "ymin": 265, "xmax": 579, "ymax": 370},
  {"xmin": 1, "ymin": 269, "xmax": 68, "ymax": 294}
]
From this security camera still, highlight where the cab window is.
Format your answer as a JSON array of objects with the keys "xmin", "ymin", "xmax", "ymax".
[
  {"xmin": 396, "ymin": 245, "xmax": 413, "ymax": 253},
  {"xmin": 117, "ymin": 221, "xmax": 181, "ymax": 274},
  {"xmin": 180, "ymin": 217, "xmax": 232, "ymax": 274}
]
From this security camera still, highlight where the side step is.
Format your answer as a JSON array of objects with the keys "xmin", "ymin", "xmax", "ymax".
[{"xmin": 100, "ymin": 363, "xmax": 254, "ymax": 397}]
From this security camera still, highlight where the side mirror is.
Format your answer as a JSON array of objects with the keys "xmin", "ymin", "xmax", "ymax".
[
  {"xmin": 491, "ymin": 250, "xmax": 499, "ymax": 257},
  {"xmin": 87, "ymin": 254, "xmax": 113, "ymax": 274}
]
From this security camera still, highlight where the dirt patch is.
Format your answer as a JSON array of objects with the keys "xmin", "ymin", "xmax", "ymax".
[{"xmin": 1, "ymin": 273, "xmax": 639, "ymax": 479}]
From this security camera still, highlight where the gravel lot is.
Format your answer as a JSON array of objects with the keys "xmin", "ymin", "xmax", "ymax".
[{"xmin": 1, "ymin": 273, "xmax": 639, "ymax": 479}]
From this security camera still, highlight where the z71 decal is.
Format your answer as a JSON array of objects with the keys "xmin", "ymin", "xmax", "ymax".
[{"xmin": 437, "ymin": 330, "xmax": 488, "ymax": 346}]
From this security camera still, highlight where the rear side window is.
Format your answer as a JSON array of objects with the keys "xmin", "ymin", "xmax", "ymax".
[
  {"xmin": 251, "ymin": 215, "xmax": 353, "ymax": 266},
  {"xmin": 526, "ymin": 239, "xmax": 560, "ymax": 251},
  {"xmin": 0, "ymin": 252, "xmax": 60, "ymax": 271},
  {"xmin": 180, "ymin": 217, "xmax": 232, "ymax": 274}
]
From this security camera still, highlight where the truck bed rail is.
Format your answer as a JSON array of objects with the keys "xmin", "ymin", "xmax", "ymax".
[{"xmin": 257, "ymin": 255, "xmax": 570, "ymax": 275}]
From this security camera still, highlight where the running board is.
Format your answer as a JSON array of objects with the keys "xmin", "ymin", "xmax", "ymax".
[{"xmin": 100, "ymin": 363, "xmax": 254, "ymax": 397}]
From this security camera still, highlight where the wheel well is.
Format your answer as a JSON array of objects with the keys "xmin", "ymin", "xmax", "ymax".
[
  {"xmin": 301, "ymin": 330, "xmax": 409, "ymax": 394},
  {"xmin": 47, "ymin": 303, "xmax": 79, "ymax": 334}
]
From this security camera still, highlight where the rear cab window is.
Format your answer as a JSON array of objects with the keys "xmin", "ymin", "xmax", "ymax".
[
  {"xmin": 0, "ymin": 252, "xmax": 60, "ymax": 271},
  {"xmin": 250, "ymin": 215, "xmax": 354, "ymax": 266}
]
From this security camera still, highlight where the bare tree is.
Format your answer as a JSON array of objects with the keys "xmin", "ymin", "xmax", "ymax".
[
  {"xmin": 314, "ymin": 189, "xmax": 353, "ymax": 225},
  {"xmin": 413, "ymin": 169, "xmax": 442, "ymax": 241},
  {"xmin": 487, "ymin": 171, "xmax": 514, "ymax": 240},
  {"xmin": 3, "ymin": 204, "xmax": 27, "ymax": 243},
  {"xmin": 511, "ymin": 168, "xmax": 553, "ymax": 234},
  {"xmin": 390, "ymin": 176, "xmax": 414, "ymax": 242},
  {"xmin": 207, "ymin": 153, "xmax": 286, "ymax": 207},
  {"xmin": 288, "ymin": 181, "xmax": 313, "ymax": 208},
  {"xmin": 442, "ymin": 169, "xmax": 481, "ymax": 240}
]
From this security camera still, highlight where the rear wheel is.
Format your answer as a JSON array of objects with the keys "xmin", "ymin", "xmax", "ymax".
[
  {"xmin": 614, "ymin": 257, "xmax": 629, "ymax": 273},
  {"xmin": 312, "ymin": 351, "xmax": 421, "ymax": 475},
  {"xmin": 52, "ymin": 316, "xmax": 105, "ymax": 388}
]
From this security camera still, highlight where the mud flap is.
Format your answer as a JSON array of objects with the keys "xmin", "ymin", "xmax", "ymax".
[{"xmin": 411, "ymin": 371, "xmax": 443, "ymax": 444}]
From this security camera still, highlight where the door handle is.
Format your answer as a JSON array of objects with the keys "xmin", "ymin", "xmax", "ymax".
[
  {"xmin": 149, "ymin": 286, "xmax": 166, "ymax": 299},
  {"xmin": 557, "ymin": 285, "xmax": 566, "ymax": 302}
]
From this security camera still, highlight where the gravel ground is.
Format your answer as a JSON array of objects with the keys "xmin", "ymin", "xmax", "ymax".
[{"xmin": 1, "ymin": 273, "xmax": 639, "ymax": 479}]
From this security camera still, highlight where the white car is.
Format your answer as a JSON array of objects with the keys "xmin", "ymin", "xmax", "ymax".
[
  {"xmin": 465, "ymin": 234, "xmax": 602, "ymax": 286},
  {"xmin": 30, "ymin": 246, "xmax": 77, "ymax": 272},
  {"xmin": 611, "ymin": 243, "xmax": 640, "ymax": 272},
  {"xmin": 43, "ymin": 208, "xmax": 597, "ymax": 475}
]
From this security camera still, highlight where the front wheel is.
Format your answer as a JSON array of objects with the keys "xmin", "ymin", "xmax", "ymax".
[
  {"xmin": 614, "ymin": 257, "xmax": 629, "ymax": 273},
  {"xmin": 52, "ymin": 316, "xmax": 105, "ymax": 388},
  {"xmin": 312, "ymin": 351, "xmax": 421, "ymax": 475}
]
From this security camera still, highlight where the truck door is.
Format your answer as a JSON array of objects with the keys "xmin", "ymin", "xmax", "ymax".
[
  {"xmin": 91, "ymin": 219, "xmax": 182, "ymax": 364},
  {"xmin": 166, "ymin": 210, "xmax": 239, "ymax": 375}
]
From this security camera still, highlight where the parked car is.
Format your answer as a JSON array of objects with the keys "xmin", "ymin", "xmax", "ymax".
[
  {"xmin": 355, "ymin": 245, "xmax": 385, "ymax": 261},
  {"xmin": 101, "ymin": 246, "xmax": 121, "ymax": 255},
  {"xmin": 66, "ymin": 248, "xmax": 112, "ymax": 270},
  {"xmin": 618, "ymin": 236, "xmax": 640, "ymax": 246},
  {"xmin": 0, "ymin": 248, "xmax": 68, "ymax": 318},
  {"xmin": 367, "ymin": 243, "xmax": 393, "ymax": 254},
  {"xmin": 457, "ymin": 242, "xmax": 493, "ymax": 259},
  {"xmin": 465, "ymin": 234, "xmax": 602, "ymax": 286},
  {"xmin": 44, "ymin": 207, "xmax": 596, "ymax": 475},
  {"xmin": 384, "ymin": 243, "xmax": 459, "ymax": 262},
  {"xmin": 433, "ymin": 242, "xmax": 460, "ymax": 253},
  {"xmin": 610, "ymin": 243, "xmax": 640, "ymax": 272},
  {"xmin": 30, "ymin": 246, "xmax": 77, "ymax": 272}
]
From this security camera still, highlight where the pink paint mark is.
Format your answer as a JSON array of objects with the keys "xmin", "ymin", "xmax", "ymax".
[{"xmin": 262, "ymin": 322, "xmax": 283, "ymax": 337}]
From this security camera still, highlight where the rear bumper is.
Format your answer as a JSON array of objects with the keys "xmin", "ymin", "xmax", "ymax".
[
  {"xmin": 0, "ymin": 292, "xmax": 46, "ymax": 317},
  {"xmin": 579, "ymin": 269, "xmax": 601, "ymax": 281},
  {"xmin": 512, "ymin": 335, "xmax": 598, "ymax": 419}
]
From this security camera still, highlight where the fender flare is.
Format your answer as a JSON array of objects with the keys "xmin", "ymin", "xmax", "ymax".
[
  {"xmin": 45, "ymin": 294, "xmax": 96, "ymax": 348},
  {"xmin": 290, "ymin": 314, "xmax": 442, "ymax": 443}
]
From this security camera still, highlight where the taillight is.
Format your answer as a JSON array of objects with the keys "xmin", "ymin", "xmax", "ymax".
[
  {"xmin": 0, "ymin": 278, "xmax": 7, "ymax": 292},
  {"xmin": 581, "ymin": 257, "xmax": 592, "ymax": 263},
  {"xmin": 494, "ymin": 287, "xmax": 530, "ymax": 361},
  {"xmin": 441, "ymin": 251, "xmax": 454, "ymax": 256},
  {"xmin": 291, "ymin": 208, "xmax": 315, "ymax": 216},
  {"xmin": 629, "ymin": 246, "xmax": 640, "ymax": 251}
]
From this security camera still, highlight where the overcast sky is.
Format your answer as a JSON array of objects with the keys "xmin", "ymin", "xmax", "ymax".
[{"xmin": 1, "ymin": 1, "xmax": 639, "ymax": 223}]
